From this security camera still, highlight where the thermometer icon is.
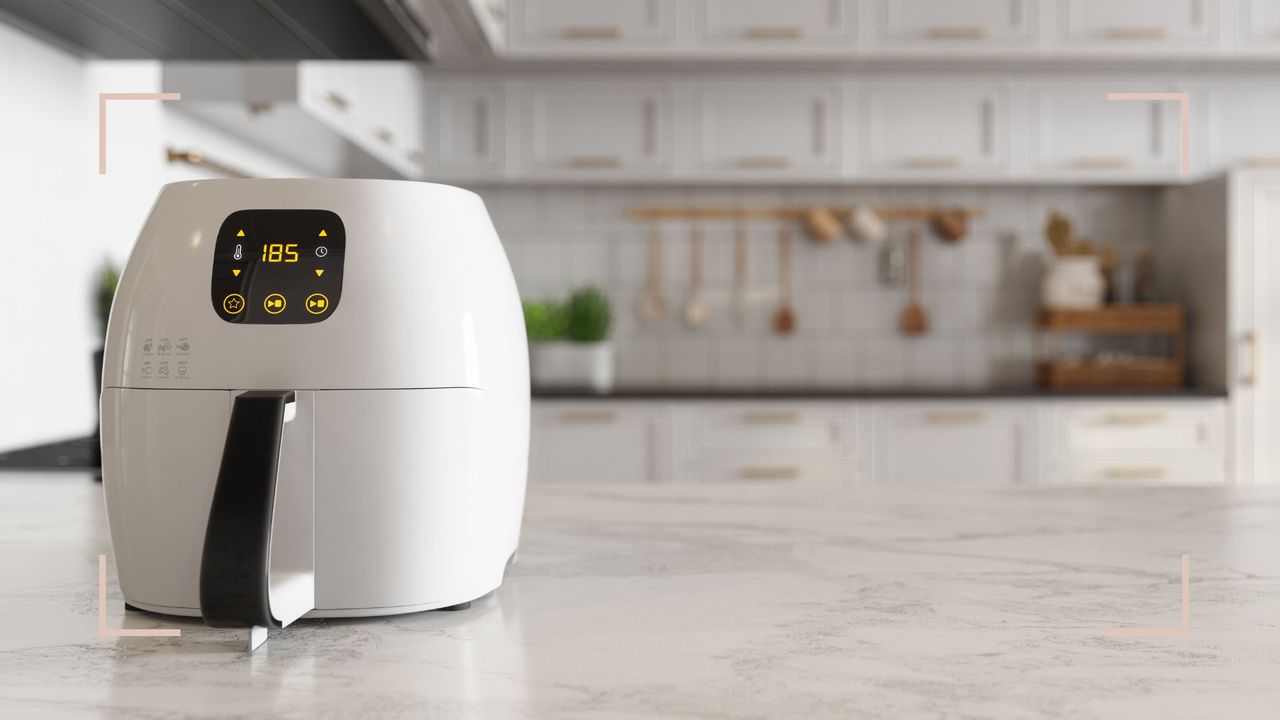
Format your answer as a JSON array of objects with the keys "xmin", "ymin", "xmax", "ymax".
[{"xmin": 233, "ymin": 244, "xmax": 243, "ymax": 260}]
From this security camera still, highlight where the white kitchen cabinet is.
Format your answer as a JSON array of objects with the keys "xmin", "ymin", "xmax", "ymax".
[
  {"xmin": 675, "ymin": 403, "xmax": 855, "ymax": 483},
  {"xmin": 298, "ymin": 63, "xmax": 427, "ymax": 178},
  {"xmin": 694, "ymin": 0, "xmax": 855, "ymax": 50},
  {"xmin": 874, "ymin": 404, "xmax": 1034, "ymax": 485},
  {"xmin": 1055, "ymin": 459, "xmax": 1225, "ymax": 485},
  {"xmin": 508, "ymin": 0, "xmax": 675, "ymax": 52},
  {"xmin": 1234, "ymin": 0, "xmax": 1280, "ymax": 53},
  {"xmin": 1055, "ymin": 0, "xmax": 1220, "ymax": 51},
  {"xmin": 866, "ymin": 0, "xmax": 1038, "ymax": 51},
  {"xmin": 695, "ymin": 81, "xmax": 840, "ymax": 176},
  {"xmin": 1208, "ymin": 83, "xmax": 1280, "ymax": 169},
  {"xmin": 860, "ymin": 82, "xmax": 1010, "ymax": 176},
  {"xmin": 425, "ymin": 80, "xmax": 506, "ymax": 177},
  {"xmin": 1029, "ymin": 83, "xmax": 1180, "ymax": 178},
  {"xmin": 520, "ymin": 81, "xmax": 671, "ymax": 176},
  {"xmin": 528, "ymin": 403, "xmax": 671, "ymax": 483}
]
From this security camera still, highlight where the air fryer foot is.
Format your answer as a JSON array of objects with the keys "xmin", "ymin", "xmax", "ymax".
[{"xmin": 438, "ymin": 601, "xmax": 472, "ymax": 612}]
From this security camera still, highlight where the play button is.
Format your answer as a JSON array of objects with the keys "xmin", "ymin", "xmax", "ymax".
[{"xmin": 305, "ymin": 293, "xmax": 329, "ymax": 315}]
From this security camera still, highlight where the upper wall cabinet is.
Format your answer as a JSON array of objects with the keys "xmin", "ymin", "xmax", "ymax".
[
  {"xmin": 1235, "ymin": 0, "xmax": 1280, "ymax": 54},
  {"xmin": 1055, "ymin": 0, "xmax": 1220, "ymax": 51},
  {"xmin": 519, "ymin": 81, "xmax": 672, "ymax": 176},
  {"xmin": 1208, "ymin": 83, "xmax": 1280, "ymax": 168},
  {"xmin": 694, "ymin": 82, "xmax": 840, "ymax": 176},
  {"xmin": 694, "ymin": 0, "xmax": 856, "ymax": 52},
  {"xmin": 425, "ymin": 80, "xmax": 506, "ymax": 178},
  {"xmin": 1029, "ymin": 83, "xmax": 1181, "ymax": 178},
  {"xmin": 509, "ymin": 0, "xmax": 675, "ymax": 52},
  {"xmin": 867, "ymin": 0, "xmax": 1038, "ymax": 52},
  {"xmin": 861, "ymin": 82, "xmax": 1010, "ymax": 176}
]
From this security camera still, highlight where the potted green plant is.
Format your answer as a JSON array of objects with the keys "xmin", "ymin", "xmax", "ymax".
[
  {"xmin": 525, "ymin": 286, "xmax": 614, "ymax": 393},
  {"xmin": 91, "ymin": 261, "xmax": 120, "ymax": 467}
]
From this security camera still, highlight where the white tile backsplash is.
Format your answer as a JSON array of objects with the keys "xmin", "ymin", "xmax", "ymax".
[{"xmin": 478, "ymin": 184, "xmax": 1159, "ymax": 389}]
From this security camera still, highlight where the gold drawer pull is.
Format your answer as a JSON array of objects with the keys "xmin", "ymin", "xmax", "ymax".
[
  {"xmin": 564, "ymin": 26, "xmax": 621, "ymax": 40},
  {"xmin": 926, "ymin": 410, "xmax": 986, "ymax": 425},
  {"xmin": 741, "ymin": 411, "xmax": 801, "ymax": 425},
  {"xmin": 1074, "ymin": 156, "xmax": 1131, "ymax": 169},
  {"xmin": 568, "ymin": 155, "xmax": 621, "ymax": 169},
  {"xmin": 558, "ymin": 410, "xmax": 617, "ymax": 425},
  {"xmin": 1248, "ymin": 156, "xmax": 1280, "ymax": 168},
  {"xmin": 407, "ymin": 150, "xmax": 425, "ymax": 166},
  {"xmin": 906, "ymin": 156, "xmax": 960, "ymax": 169},
  {"xmin": 375, "ymin": 127, "xmax": 394, "ymax": 145},
  {"xmin": 325, "ymin": 90, "xmax": 350, "ymax": 111},
  {"xmin": 1104, "ymin": 466, "xmax": 1168, "ymax": 481},
  {"xmin": 738, "ymin": 466, "xmax": 800, "ymax": 480},
  {"xmin": 927, "ymin": 26, "xmax": 985, "ymax": 40},
  {"xmin": 736, "ymin": 156, "xmax": 791, "ymax": 169},
  {"xmin": 1104, "ymin": 411, "xmax": 1167, "ymax": 425},
  {"xmin": 1107, "ymin": 26, "xmax": 1167, "ymax": 40},
  {"xmin": 744, "ymin": 26, "xmax": 803, "ymax": 40}
]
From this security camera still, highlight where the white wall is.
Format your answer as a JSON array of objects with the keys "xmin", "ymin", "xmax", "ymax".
[{"xmin": 0, "ymin": 22, "xmax": 309, "ymax": 452}]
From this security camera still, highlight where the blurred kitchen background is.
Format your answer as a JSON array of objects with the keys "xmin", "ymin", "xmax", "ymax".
[{"xmin": 4, "ymin": 0, "xmax": 1280, "ymax": 487}]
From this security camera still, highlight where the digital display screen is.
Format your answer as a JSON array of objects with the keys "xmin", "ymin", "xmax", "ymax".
[{"xmin": 210, "ymin": 210, "xmax": 345, "ymax": 324}]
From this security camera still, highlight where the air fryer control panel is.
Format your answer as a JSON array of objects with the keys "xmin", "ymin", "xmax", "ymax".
[{"xmin": 210, "ymin": 209, "xmax": 345, "ymax": 324}]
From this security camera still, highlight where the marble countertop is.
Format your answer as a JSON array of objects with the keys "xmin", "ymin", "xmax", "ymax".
[{"xmin": 1, "ymin": 472, "xmax": 1278, "ymax": 719}]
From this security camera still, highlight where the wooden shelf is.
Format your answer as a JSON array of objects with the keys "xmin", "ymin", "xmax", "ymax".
[
  {"xmin": 1038, "ymin": 304, "xmax": 1184, "ymax": 334},
  {"xmin": 1038, "ymin": 359, "xmax": 1183, "ymax": 390}
]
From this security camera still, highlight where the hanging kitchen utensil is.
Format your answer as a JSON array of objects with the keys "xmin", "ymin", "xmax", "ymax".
[
  {"xmin": 772, "ymin": 228, "xmax": 797, "ymax": 336},
  {"xmin": 732, "ymin": 223, "xmax": 749, "ymax": 327},
  {"xmin": 879, "ymin": 235, "xmax": 907, "ymax": 285},
  {"xmin": 930, "ymin": 208, "xmax": 969, "ymax": 243},
  {"xmin": 900, "ymin": 228, "xmax": 928, "ymax": 336},
  {"xmin": 802, "ymin": 207, "xmax": 841, "ymax": 243},
  {"xmin": 683, "ymin": 226, "xmax": 710, "ymax": 328},
  {"xmin": 637, "ymin": 227, "xmax": 666, "ymax": 323},
  {"xmin": 848, "ymin": 205, "xmax": 888, "ymax": 245}
]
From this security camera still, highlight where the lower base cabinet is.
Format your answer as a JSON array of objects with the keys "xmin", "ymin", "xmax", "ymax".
[{"xmin": 529, "ymin": 397, "xmax": 1229, "ymax": 486}]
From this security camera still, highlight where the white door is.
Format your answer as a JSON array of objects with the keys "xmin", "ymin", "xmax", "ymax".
[
  {"xmin": 1209, "ymin": 83, "xmax": 1280, "ymax": 169},
  {"xmin": 528, "ymin": 404, "xmax": 670, "ymax": 483},
  {"xmin": 695, "ymin": 0, "xmax": 854, "ymax": 49},
  {"xmin": 861, "ymin": 81, "xmax": 1009, "ymax": 176},
  {"xmin": 868, "ymin": 0, "xmax": 1037, "ymax": 50},
  {"xmin": 877, "ymin": 405, "xmax": 1032, "ymax": 485},
  {"xmin": 1056, "ymin": 0, "xmax": 1219, "ymax": 50},
  {"xmin": 521, "ymin": 81, "xmax": 671, "ymax": 175},
  {"xmin": 696, "ymin": 81, "xmax": 839, "ymax": 175},
  {"xmin": 1235, "ymin": 0, "xmax": 1280, "ymax": 53},
  {"xmin": 509, "ymin": 0, "xmax": 674, "ymax": 51},
  {"xmin": 426, "ymin": 80, "xmax": 505, "ymax": 177},
  {"xmin": 1234, "ymin": 171, "xmax": 1280, "ymax": 485},
  {"xmin": 1030, "ymin": 83, "xmax": 1180, "ymax": 177}
]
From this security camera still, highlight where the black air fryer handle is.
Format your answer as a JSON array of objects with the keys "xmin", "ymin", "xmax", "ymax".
[{"xmin": 200, "ymin": 390, "xmax": 295, "ymax": 629}]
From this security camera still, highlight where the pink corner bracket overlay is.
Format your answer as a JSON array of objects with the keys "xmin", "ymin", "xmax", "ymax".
[
  {"xmin": 1107, "ymin": 553, "xmax": 1190, "ymax": 638},
  {"xmin": 1105, "ymin": 92, "xmax": 1191, "ymax": 176},
  {"xmin": 98, "ymin": 554, "xmax": 181, "ymax": 638},
  {"xmin": 97, "ymin": 92, "xmax": 181, "ymax": 174}
]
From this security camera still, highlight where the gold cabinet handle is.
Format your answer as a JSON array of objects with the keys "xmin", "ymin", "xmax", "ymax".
[
  {"xmin": 744, "ymin": 26, "xmax": 803, "ymax": 39},
  {"xmin": 1104, "ymin": 466, "xmax": 1168, "ymax": 481},
  {"xmin": 325, "ymin": 90, "xmax": 350, "ymax": 111},
  {"xmin": 375, "ymin": 127, "xmax": 394, "ymax": 145},
  {"xmin": 564, "ymin": 26, "xmax": 621, "ymax": 40},
  {"xmin": 906, "ymin": 156, "xmax": 961, "ymax": 169},
  {"xmin": 736, "ymin": 156, "xmax": 791, "ymax": 169},
  {"xmin": 1074, "ymin": 156, "xmax": 1131, "ymax": 169},
  {"xmin": 741, "ymin": 410, "xmax": 801, "ymax": 425},
  {"xmin": 1107, "ymin": 27, "xmax": 1167, "ymax": 40},
  {"xmin": 407, "ymin": 150, "xmax": 425, "ymax": 166},
  {"xmin": 927, "ymin": 26, "xmax": 985, "ymax": 40},
  {"xmin": 925, "ymin": 410, "xmax": 986, "ymax": 425},
  {"xmin": 1244, "ymin": 331, "xmax": 1259, "ymax": 387},
  {"xmin": 1104, "ymin": 411, "xmax": 1168, "ymax": 425},
  {"xmin": 738, "ymin": 465, "xmax": 800, "ymax": 480},
  {"xmin": 1247, "ymin": 156, "xmax": 1280, "ymax": 168},
  {"xmin": 558, "ymin": 410, "xmax": 617, "ymax": 425},
  {"xmin": 568, "ymin": 155, "xmax": 622, "ymax": 169}
]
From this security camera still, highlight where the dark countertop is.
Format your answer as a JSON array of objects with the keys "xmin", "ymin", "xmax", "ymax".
[{"xmin": 532, "ymin": 386, "xmax": 1229, "ymax": 401}]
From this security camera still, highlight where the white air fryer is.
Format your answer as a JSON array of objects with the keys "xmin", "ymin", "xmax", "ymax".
[{"xmin": 101, "ymin": 179, "xmax": 529, "ymax": 650}]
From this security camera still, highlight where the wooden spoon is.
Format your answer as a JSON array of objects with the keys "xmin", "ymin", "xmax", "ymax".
[
  {"xmin": 773, "ymin": 228, "xmax": 796, "ymax": 336},
  {"xmin": 801, "ymin": 207, "xmax": 841, "ymax": 243},
  {"xmin": 636, "ymin": 227, "xmax": 666, "ymax": 323},
  {"xmin": 930, "ymin": 208, "xmax": 968, "ymax": 243},
  {"xmin": 900, "ymin": 228, "xmax": 928, "ymax": 336},
  {"xmin": 683, "ymin": 226, "xmax": 710, "ymax": 328}
]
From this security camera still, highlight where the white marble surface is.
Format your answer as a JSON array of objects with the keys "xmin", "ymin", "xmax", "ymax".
[{"xmin": 1, "ymin": 472, "xmax": 1279, "ymax": 719}]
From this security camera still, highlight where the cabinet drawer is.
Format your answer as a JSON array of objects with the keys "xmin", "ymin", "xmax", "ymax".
[
  {"xmin": 696, "ymin": 82, "xmax": 840, "ymax": 174},
  {"xmin": 878, "ymin": 405, "xmax": 1032, "ymax": 485},
  {"xmin": 862, "ymin": 82, "xmax": 1009, "ymax": 175},
  {"xmin": 1056, "ymin": 459, "xmax": 1224, "ymax": 486},
  {"xmin": 691, "ymin": 405, "xmax": 849, "ymax": 458},
  {"xmin": 529, "ymin": 404, "xmax": 670, "ymax": 484},
  {"xmin": 688, "ymin": 459, "xmax": 845, "ymax": 484},
  {"xmin": 869, "ymin": 0, "xmax": 1036, "ymax": 50},
  {"xmin": 1058, "ymin": 0, "xmax": 1219, "ymax": 49},
  {"xmin": 1056, "ymin": 403, "xmax": 1224, "ymax": 456}
]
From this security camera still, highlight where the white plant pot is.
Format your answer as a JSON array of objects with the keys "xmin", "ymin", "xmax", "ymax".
[
  {"xmin": 529, "ymin": 341, "xmax": 615, "ymax": 394},
  {"xmin": 1042, "ymin": 256, "xmax": 1106, "ymax": 309}
]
